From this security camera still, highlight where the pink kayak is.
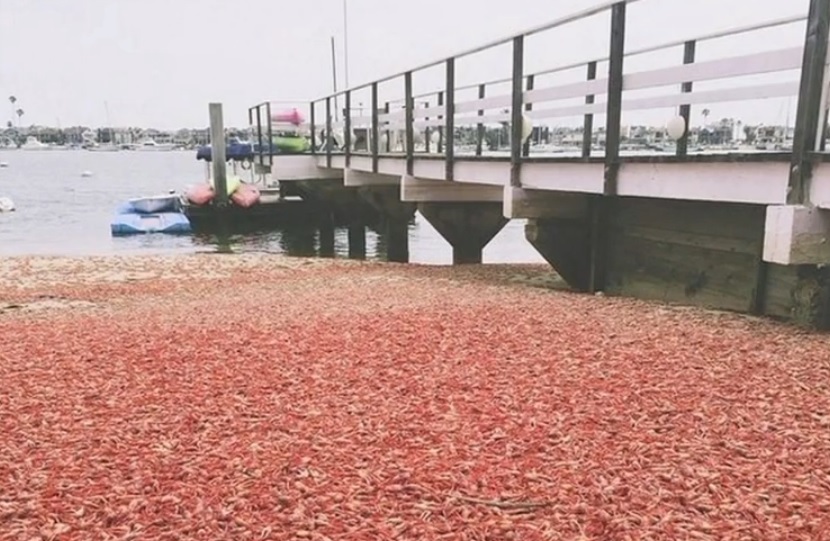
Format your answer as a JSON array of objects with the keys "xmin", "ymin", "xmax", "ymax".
[
  {"xmin": 231, "ymin": 183, "xmax": 261, "ymax": 208},
  {"xmin": 270, "ymin": 108, "xmax": 304, "ymax": 126},
  {"xmin": 186, "ymin": 183, "xmax": 214, "ymax": 205}
]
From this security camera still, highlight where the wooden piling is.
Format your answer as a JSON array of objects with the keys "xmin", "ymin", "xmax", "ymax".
[{"xmin": 209, "ymin": 103, "xmax": 229, "ymax": 207}]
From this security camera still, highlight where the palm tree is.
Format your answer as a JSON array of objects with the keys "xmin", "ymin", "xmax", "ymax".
[
  {"xmin": 8, "ymin": 96, "xmax": 16, "ymax": 128},
  {"xmin": 15, "ymin": 108, "xmax": 23, "ymax": 128},
  {"xmin": 701, "ymin": 108, "xmax": 710, "ymax": 126}
]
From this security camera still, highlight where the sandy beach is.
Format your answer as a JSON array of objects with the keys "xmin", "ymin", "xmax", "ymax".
[{"xmin": 1, "ymin": 253, "xmax": 829, "ymax": 540}]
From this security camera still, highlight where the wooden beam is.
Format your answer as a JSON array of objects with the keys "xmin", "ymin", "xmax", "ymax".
[
  {"xmin": 764, "ymin": 205, "xmax": 830, "ymax": 265},
  {"xmin": 503, "ymin": 187, "xmax": 590, "ymax": 219},
  {"xmin": 402, "ymin": 175, "xmax": 502, "ymax": 202},
  {"xmin": 344, "ymin": 169, "xmax": 400, "ymax": 187}
]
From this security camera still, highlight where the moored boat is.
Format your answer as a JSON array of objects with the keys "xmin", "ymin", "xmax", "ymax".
[
  {"xmin": 110, "ymin": 211, "xmax": 191, "ymax": 236},
  {"xmin": 208, "ymin": 175, "xmax": 242, "ymax": 197},
  {"xmin": 270, "ymin": 108, "xmax": 304, "ymax": 125},
  {"xmin": 231, "ymin": 183, "xmax": 261, "ymax": 208},
  {"xmin": 128, "ymin": 193, "xmax": 181, "ymax": 214},
  {"xmin": 185, "ymin": 183, "xmax": 215, "ymax": 206}
]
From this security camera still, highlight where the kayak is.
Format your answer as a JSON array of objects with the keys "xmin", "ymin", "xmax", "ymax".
[
  {"xmin": 271, "ymin": 108, "xmax": 304, "ymax": 126},
  {"xmin": 231, "ymin": 183, "xmax": 261, "ymax": 208},
  {"xmin": 185, "ymin": 183, "xmax": 214, "ymax": 205},
  {"xmin": 208, "ymin": 175, "xmax": 242, "ymax": 196},
  {"xmin": 273, "ymin": 136, "xmax": 310, "ymax": 153}
]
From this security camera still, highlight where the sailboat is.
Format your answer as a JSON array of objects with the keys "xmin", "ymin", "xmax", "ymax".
[
  {"xmin": 21, "ymin": 136, "xmax": 50, "ymax": 150},
  {"xmin": 88, "ymin": 101, "xmax": 119, "ymax": 152}
]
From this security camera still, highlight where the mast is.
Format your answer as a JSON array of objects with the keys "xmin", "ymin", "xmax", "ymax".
[
  {"xmin": 331, "ymin": 36, "xmax": 339, "ymax": 123},
  {"xmin": 343, "ymin": 0, "xmax": 350, "ymax": 88}
]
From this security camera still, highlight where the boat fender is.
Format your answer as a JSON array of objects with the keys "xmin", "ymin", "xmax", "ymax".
[{"xmin": 0, "ymin": 197, "xmax": 15, "ymax": 212}]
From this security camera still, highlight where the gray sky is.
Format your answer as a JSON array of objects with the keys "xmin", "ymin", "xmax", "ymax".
[{"xmin": 0, "ymin": 0, "xmax": 810, "ymax": 129}]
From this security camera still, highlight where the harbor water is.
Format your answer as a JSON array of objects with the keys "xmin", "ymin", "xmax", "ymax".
[{"xmin": 0, "ymin": 149, "xmax": 545, "ymax": 263}]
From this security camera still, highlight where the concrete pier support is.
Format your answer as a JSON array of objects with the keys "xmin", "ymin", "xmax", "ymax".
[
  {"xmin": 359, "ymin": 185, "xmax": 416, "ymax": 263},
  {"xmin": 418, "ymin": 202, "xmax": 508, "ymax": 264},
  {"xmin": 505, "ymin": 187, "xmax": 594, "ymax": 290},
  {"xmin": 319, "ymin": 212, "xmax": 335, "ymax": 257},
  {"xmin": 525, "ymin": 218, "xmax": 592, "ymax": 291},
  {"xmin": 348, "ymin": 224, "xmax": 367, "ymax": 260}
]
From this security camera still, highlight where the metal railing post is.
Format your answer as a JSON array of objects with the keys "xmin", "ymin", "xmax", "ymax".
[
  {"xmin": 265, "ymin": 102, "xmax": 273, "ymax": 167},
  {"xmin": 522, "ymin": 74, "xmax": 534, "ymax": 157},
  {"xmin": 437, "ymin": 91, "xmax": 444, "ymax": 154},
  {"xmin": 476, "ymin": 84, "xmax": 486, "ymax": 156},
  {"xmin": 509, "ymin": 35, "xmax": 525, "ymax": 187},
  {"xmin": 582, "ymin": 62, "xmax": 597, "ymax": 158},
  {"xmin": 371, "ymin": 83, "xmax": 379, "ymax": 172},
  {"xmin": 345, "ymin": 90, "xmax": 352, "ymax": 166},
  {"xmin": 788, "ymin": 0, "xmax": 830, "ymax": 204},
  {"xmin": 405, "ymin": 71, "xmax": 415, "ymax": 175},
  {"xmin": 603, "ymin": 1, "xmax": 627, "ymax": 196},
  {"xmin": 310, "ymin": 102, "xmax": 317, "ymax": 155},
  {"xmin": 445, "ymin": 58, "xmax": 455, "ymax": 180},
  {"xmin": 384, "ymin": 102, "xmax": 391, "ymax": 153},
  {"xmin": 325, "ymin": 97, "xmax": 332, "ymax": 168},
  {"xmin": 676, "ymin": 40, "xmax": 696, "ymax": 157},
  {"xmin": 425, "ymin": 100, "xmax": 431, "ymax": 154}
]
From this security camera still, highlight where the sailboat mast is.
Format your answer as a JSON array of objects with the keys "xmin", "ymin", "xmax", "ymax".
[{"xmin": 331, "ymin": 36, "xmax": 339, "ymax": 123}]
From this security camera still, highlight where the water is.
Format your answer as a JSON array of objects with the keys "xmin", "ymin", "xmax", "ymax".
[{"xmin": 0, "ymin": 149, "xmax": 545, "ymax": 264}]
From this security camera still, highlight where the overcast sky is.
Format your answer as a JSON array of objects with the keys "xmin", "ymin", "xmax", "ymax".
[{"xmin": 0, "ymin": 0, "xmax": 811, "ymax": 129}]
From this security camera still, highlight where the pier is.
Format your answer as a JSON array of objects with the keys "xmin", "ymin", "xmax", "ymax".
[{"xmin": 240, "ymin": 0, "xmax": 830, "ymax": 328}]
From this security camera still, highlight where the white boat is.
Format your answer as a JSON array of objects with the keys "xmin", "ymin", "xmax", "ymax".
[
  {"xmin": 20, "ymin": 136, "xmax": 50, "ymax": 151},
  {"xmin": 136, "ymin": 139, "xmax": 175, "ymax": 151},
  {"xmin": 0, "ymin": 197, "xmax": 15, "ymax": 212},
  {"xmin": 128, "ymin": 193, "xmax": 181, "ymax": 214},
  {"xmin": 87, "ymin": 143, "xmax": 119, "ymax": 152}
]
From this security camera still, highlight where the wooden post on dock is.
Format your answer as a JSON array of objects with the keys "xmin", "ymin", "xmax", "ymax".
[{"xmin": 209, "ymin": 103, "xmax": 229, "ymax": 207}]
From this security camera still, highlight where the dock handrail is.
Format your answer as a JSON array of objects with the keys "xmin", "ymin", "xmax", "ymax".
[{"xmin": 255, "ymin": 0, "xmax": 829, "ymax": 204}]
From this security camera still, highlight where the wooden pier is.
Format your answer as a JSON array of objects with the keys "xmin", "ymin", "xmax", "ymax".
[{"xmin": 234, "ymin": 0, "xmax": 830, "ymax": 328}]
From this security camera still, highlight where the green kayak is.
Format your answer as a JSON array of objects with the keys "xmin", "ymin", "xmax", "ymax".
[
  {"xmin": 209, "ymin": 174, "xmax": 242, "ymax": 196},
  {"xmin": 273, "ymin": 135, "xmax": 310, "ymax": 153}
]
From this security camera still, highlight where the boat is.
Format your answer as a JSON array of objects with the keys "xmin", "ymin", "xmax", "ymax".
[
  {"xmin": 127, "ymin": 193, "xmax": 181, "ymax": 214},
  {"xmin": 208, "ymin": 175, "xmax": 242, "ymax": 197},
  {"xmin": 87, "ymin": 143, "xmax": 120, "ymax": 152},
  {"xmin": 0, "ymin": 197, "xmax": 14, "ymax": 212},
  {"xmin": 136, "ymin": 139, "xmax": 175, "ymax": 151},
  {"xmin": 231, "ymin": 183, "xmax": 261, "ymax": 208},
  {"xmin": 185, "ymin": 183, "xmax": 214, "ymax": 205},
  {"xmin": 195, "ymin": 140, "xmax": 255, "ymax": 162},
  {"xmin": 273, "ymin": 134, "xmax": 310, "ymax": 153},
  {"xmin": 110, "ymin": 211, "xmax": 191, "ymax": 236},
  {"xmin": 20, "ymin": 136, "xmax": 50, "ymax": 151},
  {"xmin": 271, "ymin": 108, "xmax": 304, "ymax": 126}
]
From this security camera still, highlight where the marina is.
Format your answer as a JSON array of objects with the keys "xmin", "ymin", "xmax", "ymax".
[{"xmin": 160, "ymin": 0, "xmax": 830, "ymax": 330}]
